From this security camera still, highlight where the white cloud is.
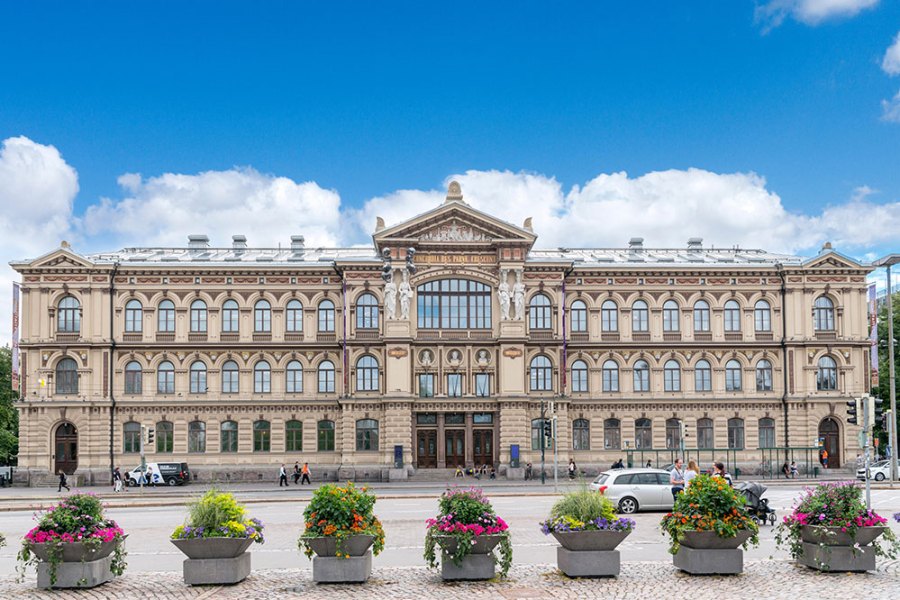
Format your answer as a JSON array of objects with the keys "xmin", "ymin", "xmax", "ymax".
[
  {"xmin": 883, "ymin": 32, "xmax": 900, "ymax": 75},
  {"xmin": 756, "ymin": 0, "xmax": 879, "ymax": 30},
  {"xmin": 881, "ymin": 89, "xmax": 900, "ymax": 122},
  {"xmin": 0, "ymin": 136, "xmax": 79, "ymax": 345}
]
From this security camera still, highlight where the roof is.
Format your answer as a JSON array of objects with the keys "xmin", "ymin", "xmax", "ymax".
[
  {"xmin": 79, "ymin": 246, "xmax": 380, "ymax": 266},
  {"xmin": 528, "ymin": 247, "xmax": 805, "ymax": 267}
]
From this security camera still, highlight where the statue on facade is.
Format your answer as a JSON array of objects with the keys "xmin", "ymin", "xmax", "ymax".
[
  {"xmin": 477, "ymin": 349, "xmax": 490, "ymax": 366},
  {"xmin": 384, "ymin": 272, "xmax": 397, "ymax": 320},
  {"xmin": 398, "ymin": 269, "xmax": 413, "ymax": 320},
  {"xmin": 420, "ymin": 349, "xmax": 433, "ymax": 366},
  {"xmin": 513, "ymin": 269, "xmax": 526, "ymax": 320},
  {"xmin": 498, "ymin": 269, "xmax": 511, "ymax": 320}
]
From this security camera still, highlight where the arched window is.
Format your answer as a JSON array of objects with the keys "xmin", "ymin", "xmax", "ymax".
[
  {"xmin": 190, "ymin": 361, "xmax": 207, "ymax": 394},
  {"xmin": 570, "ymin": 300, "xmax": 587, "ymax": 333},
  {"xmin": 529, "ymin": 294, "xmax": 552, "ymax": 330},
  {"xmin": 531, "ymin": 418, "xmax": 553, "ymax": 450},
  {"xmin": 356, "ymin": 419, "xmax": 379, "ymax": 451},
  {"xmin": 693, "ymin": 300, "xmax": 710, "ymax": 332},
  {"xmin": 573, "ymin": 418, "xmax": 590, "ymax": 450},
  {"xmin": 695, "ymin": 359, "xmax": 712, "ymax": 391},
  {"xmin": 756, "ymin": 359, "xmax": 773, "ymax": 391},
  {"xmin": 758, "ymin": 418, "xmax": 776, "ymax": 449},
  {"xmin": 286, "ymin": 360, "xmax": 303, "ymax": 394},
  {"xmin": 663, "ymin": 300, "xmax": 680, "ymax": 332},
  {"xmin": 571, "ymin": 360, "xmax": 588, "ymax": 392},
  {"xmin": 57, "ymin": 296, "xmax": 80, "ymax": 333},
  {"xmin": 632, "ymin": 300, "xmax": 649, "ymax": 332},
  {"xmin": 221, "ymin": 360, "xmax": 239, "ymax": 394},
  {"xmin": 156, "ymin": 421, "xmax": 173, "ymax": 453},
  {"xmin": 157, "ymin": 361, "xmax": 175, "ymax": 394},
  {"xmin": 814, "ymin": 296, "xmax": 835, "ymax": 331},
  {"xmin": 724, "ymin": 300, "xmax": 741, "ymax": 332},
  {"xmin": 125, "ymin": 299, "xmax": 143, "ymax": 333},
  {"xmin": 286, "ymin": 299, "xmax": 304, "ymax": 332},
  {"xmin": 253, "ymin": 420, "xmax": 271, "ymax": 452},
  {"xmin": 220, "ymin": 421, "xmax": 238, "ymax": 453},
  {"xmin": 158, "ymin": 300, "xmax": 175, "ymax": 333},
  {"xmin": 754, "ymin": 300, "xmax": 771, "ymax": 332},
  {"xmin": 635, "ymin": 418, "xmax": 652, "ymax": 449},
  {"xmin": 697, "ymin": 418, "xmax": 714, "ymax": 449},
  {"xmin": 633, "ymin": 359, "xmax": 650, "ymax": 392},
  {"xmin": 254, "ymin": 300, "xmax": 271, "ymax": 333},
  {"xmin": 666, "ymin": 418, "xmax": 682, "ymax": 450},
  {"xmin": 604, "ymin": 418, "xmax": 621, "ymax": 449},
  {"xmin": 254, "ymin": 361, "xmax": 271, "ymax": 393},
  {"xmin": 317, "ymin": 420, "xmax": 335, "ymax": 451},
  {"xmin": 124, "ymin": 361, "xmax": 142, "ymax": 394},
  {"xmin": 318, "ymin": 360, "xmax": 335, "ymax": 393},
  {"xmin": 725, "ymin": 359, "xmax": 743, "ymax": 391},
  {"xmin": 318, "ymin": 300, "xmax": 335, "ymax": 332},
  {"xmin": 417, "ymin": 279, "xmax": 491, "ymax": 329},
  {"xmin": 123, "ymin": 422, "xmax": 141, "ymax": 453},
  {"xmin": 188, "ymin": 421, "xmax": 206, "ymax": 453},
  {"xmin": 356, "ymin": 293, "xmax": 379, "ymax": 330},
  {"xmin": 601, "ymin": 300, "xmax": 618, "ymax": 332},
  {"xmin": 55, "ymin": 358, "xmax": 78, "ymax": 395},
  {"xmin": 222, "ymin": 299, "xmax": 239, "ymax": 333},
  {"xmin": 602, "ymin": 360, "xmax": 619, "ymax": 392},
  {"xmin": 664, "ymin": 360, "xmax": 681, "ymax": 392},
  {"xmin": 286, "ymin": 420, "xmax": 303, "ymax": 452},
  {"xmin": 190, "ymin": 299, "xmax": 207, "ymax": 332},
  {"xmin": 356, "ymin": 355, "xmax": 379, "ymax": 391},
  {"xmin": 529, "ymin": 355, "xmax": 552, "ymax": 391},
  {"xmin": 728, "ymin": 418, "xmax": 745, "ymax": 450},
  {"xmin": 817, "ymin": 356, "xmax": 837, "ymax": 391}
]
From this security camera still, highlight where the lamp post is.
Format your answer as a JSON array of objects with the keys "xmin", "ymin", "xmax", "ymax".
[{"xmin": 873, "ymin": 254, "xmax": 899, "ymax": 482}]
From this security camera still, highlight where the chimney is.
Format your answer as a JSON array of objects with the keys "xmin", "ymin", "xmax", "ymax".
[
  {"xmin": 188, "ymin": 234, "xmax": 209, "ymax": 250},
  {"xmin": 628, "ymin": 237, "xmax": 644, "ymax": 252},
  {"xmin": 291, "ymin": 235, "xmax": 306, "ymax": 252},
  {"xmin": 687, "ymin": 237, "xmax": 703, "ymax": 252},
  {"xmin": 232, "ymin": 235, "xmax": 247, "ymax": 253}
]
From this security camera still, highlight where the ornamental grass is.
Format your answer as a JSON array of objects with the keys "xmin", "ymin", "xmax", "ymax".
[
  {"xmin": 171, "ymin": 488, "xmax": 265, "ymax": 543},
  {"xmin": 540, "ymin": 486, "xmax": 635, "ymax": 534}
]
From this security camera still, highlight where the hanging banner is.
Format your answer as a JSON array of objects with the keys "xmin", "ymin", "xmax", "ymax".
[
  {"xmin": 869, "ymin": 283, "xmax": 878, "ymax": 388},
  {"xmin": 12, "ymin": 282, "xmax": 20, "ymax": 393}
]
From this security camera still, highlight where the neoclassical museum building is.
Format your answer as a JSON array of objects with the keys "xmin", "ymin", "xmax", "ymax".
[{"xmin": 11, "ymin": 182, "xmax": 874, "ymax": 484}]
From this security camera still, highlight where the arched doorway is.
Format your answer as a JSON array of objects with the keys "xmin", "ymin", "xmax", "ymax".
[
  {"xmin": 54, "ymin": 423, "xmax": 78, "ymax": 475},
  {"xmin": 818, "ymin": 418, "xmax": 840, "ymax": 469}
]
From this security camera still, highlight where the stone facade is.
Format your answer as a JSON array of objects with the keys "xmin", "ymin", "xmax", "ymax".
[{"xmin": 10, "ymin": 183, "xmax": 874, "ymax": 484}]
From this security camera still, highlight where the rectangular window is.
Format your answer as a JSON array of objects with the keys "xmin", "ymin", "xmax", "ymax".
[
  {"xmin": 445, "ymin": 413, "xmax": 465, "ymax": 425},
  {"xmin": 416, "ymin": 413, "xmax": 437, "ymax": 425},
  {"xmin": 447, "ymin": 374, "xmax": 462, "ymax": 397},
  {"xmin": 473, "ymin": 413, "xmax": 493, "ymax": 425},
  {"xmin": 418, "ymin": 374, "xmax": 434, "ymax": 398},
  {"xmin": 475, "ymin": 373, "xmax": 490, "ymax": 397},
  {"xmin": 286, "ymin": 423, "xmax": 303, "ymax": 452},
  {"xmin": 317, "ymin": 422, "xmax": 335, "ymax": 451}
]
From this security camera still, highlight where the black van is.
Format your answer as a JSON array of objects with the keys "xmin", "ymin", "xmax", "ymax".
[{"xmin": 158, "ymin": 462, "xmax": 191, "ymax": 486}]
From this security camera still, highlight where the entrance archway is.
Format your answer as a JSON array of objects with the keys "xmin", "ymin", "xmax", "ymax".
[
  {"xmin": 54, "ymin": 422, "xmax": 78, "ymax": 475},
  {"xmin": 818, "ymin": 418, "xmax": 841, "ymax": 469}
]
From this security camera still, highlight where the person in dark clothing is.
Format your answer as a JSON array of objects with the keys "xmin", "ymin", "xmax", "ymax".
[
  {"xmin": 293, "ymin": 462, "xmax": 301, "ymax": 485},
  {"xmin": 58, "ymin": 471, "xmax": 70, "ymax": 492}
]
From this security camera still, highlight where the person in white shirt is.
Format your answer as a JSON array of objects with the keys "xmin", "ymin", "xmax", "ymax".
[
  {"xmin": 684, "ymin": 460, "xmax": 699, "ymax": 488},
  {"xmin": 670, "ymin": 458, "xmax": 685, "ymax": 500}
]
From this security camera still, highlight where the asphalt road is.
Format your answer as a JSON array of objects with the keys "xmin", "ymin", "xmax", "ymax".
[{"xmin": 2, "ymin": 485, "xmax": 900, "ymax": 575}]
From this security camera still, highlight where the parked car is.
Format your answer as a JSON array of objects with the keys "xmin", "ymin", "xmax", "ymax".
[
  {"xmin": 857, "ymin": 460, "xmax": 890, "ymax": 482},
  {"xmin": 127, "ymin": 462, "xmax": 191, "ymax": 486},
  {"xmin": 589, "ymin": 468, "xmax": 675, "ymax": 513}
]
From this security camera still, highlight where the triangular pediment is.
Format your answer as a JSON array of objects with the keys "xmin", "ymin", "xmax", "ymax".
[
  {"xmin": 21, "ymin": 247, "xmax": 95, "ymax": 269},
  {"xmin": 802, "ymin": 250, "xmax": 866, "ymax": 270}
]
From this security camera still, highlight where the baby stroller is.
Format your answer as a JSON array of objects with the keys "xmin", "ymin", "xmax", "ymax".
[{"xmin": 736, "ymin": 481, "xmax": 776, "ymax": 525}]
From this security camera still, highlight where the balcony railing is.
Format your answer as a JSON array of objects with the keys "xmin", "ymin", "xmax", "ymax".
[
  {"xmin": 693, "ymin": 332, "xmax": 712, "ymax": 341},
  {"xmin": 724, "ymin": 332, "xmax": 743, "ymax": 342},
  {"xmin": 601, "ymin": 332, "xmax": 620, "ymax": 342},
  {"xmin": 663, "ymin": 332, "xmax": 682, "ymax": 342}
]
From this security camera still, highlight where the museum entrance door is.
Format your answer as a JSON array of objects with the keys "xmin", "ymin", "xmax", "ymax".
[
  {"xmin": 445, "ymin": 430, "xmax": 465, "ymax": 469},
  {"xmin": 416, "ymin": 430, "xmax": 437, "ymax": 468},
  {"xmin": 473, "ymin": 429, "xmax": 494, "ymax": 466},
  {"xmin": 54, "ymin": 422, "xmax": 78, "ymax": 475},
  {"xmin": 818, "ymin": 418, "xmax": 841, "ymax": 468}
]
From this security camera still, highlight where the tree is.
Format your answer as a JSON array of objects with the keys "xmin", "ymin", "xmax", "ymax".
[
  {"xmin": 873, "ymin": 292, "xmax": 900, "ymax": 456},
  {"xmin": 0, "ymin": 346, "xmax": 19, "ymax": 464}
]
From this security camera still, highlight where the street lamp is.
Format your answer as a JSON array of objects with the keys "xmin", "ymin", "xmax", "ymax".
[{"xmin": 873, "ymin": 254, "xmax": 899, "ymax": 482}]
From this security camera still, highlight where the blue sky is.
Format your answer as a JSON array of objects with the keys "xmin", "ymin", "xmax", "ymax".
[{"xmin": 0, "ymin": 2, "xmax": 899, "ymax": 285}]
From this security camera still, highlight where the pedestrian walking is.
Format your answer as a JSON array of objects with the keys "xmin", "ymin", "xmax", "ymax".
[
  {"xmin": 279, "ymin": 464, "xmax": 288, "ymax": 487},
  {"xmin": 670, "ymin": 457, "xmax": 685, "ymax": 500},
  {"xmin": 524, "ymin": 462, "xmax": 533, "ymax": 480},
  {"xmin": 821, "ymin": 449, "xmax": 829, "ymax": 469},
  {"xmin": 113, "ymin": 466, "xmax": 123, "ymax": 493},
  {"xmin": 646, "ymin": 459, "xmax": 652, "ymax": 468},
  {"xmin": 292, "ymin": 462, "xmax": 301, "ymax": 485},
  {"xmin": 712, "ymin": 461, "xmax": 733, "ymax": 486},
  {"xmin": 568, "ymin": 459, "xmax": 577, "ymax": 480},
  {"xmin": 57, "ymin": 470, "xmax": 70, "ymax": 493},
  {"xmin": 300, "ymin": 462, "xmax": 311, "ymax": 485}
]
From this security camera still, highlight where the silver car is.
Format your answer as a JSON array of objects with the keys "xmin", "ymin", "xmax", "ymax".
[
  {"xmin": 857, "ymin": 460, "xmax": 890, "ymax": 481},
  {"xmin": 589, "ymin": 468, "xmax": 676, "ymax": 514}
]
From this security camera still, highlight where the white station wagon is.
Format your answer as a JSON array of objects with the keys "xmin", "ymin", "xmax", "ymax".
[{"xmin": 589, "ymin": 468, "xmax": 676, "ymax": 513}]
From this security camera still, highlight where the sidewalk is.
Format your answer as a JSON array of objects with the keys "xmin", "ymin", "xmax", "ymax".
[{"xmin": 3, "ymin": 561, "xmax": 899, "ymax": 600}]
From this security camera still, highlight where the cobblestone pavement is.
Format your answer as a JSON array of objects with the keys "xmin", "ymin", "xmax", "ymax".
[{"xmin": 3, "ymin": 560, "xmax": 899, "ymax": 600}]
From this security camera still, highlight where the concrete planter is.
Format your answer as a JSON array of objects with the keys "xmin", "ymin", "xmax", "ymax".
[
  {"xmin": 305, "ymin": 535, "xmax": 375, "ymax": 584},
  {"xmin": 306, "ymin": 534, "xmax": 375, "ymax": 557},
  {"xmin": 171, "ymin": 537, "xmax": 254, "ymax": 585},
  {"xmin": 673, "ymin": 529, "xmax": 752, "ymax": 575},
  {"xmin": 435, "ymin": 534, "xmax": 503, "ymax": 581},
  {"xmin": 551, "ymin": 530, "xmax": 631, "ymax": 577},
  {"xmin": 798, "ymin": 525, "xmax": 886, "ymax": 572},
  {"xmin": 28, "ymin": 541, "xmax": 120, "ymax": 589}
]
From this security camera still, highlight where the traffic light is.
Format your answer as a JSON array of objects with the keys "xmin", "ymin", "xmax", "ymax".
[
  {"xmin": 847, "ymin": 399, "xmax": 860, "ymax": 425},
  {"xmin": 870, "ymin": 396, "xmax": 884, "ymax": 428},
  {"xmin": 147, "ymin": 427, "xmax": 155, "ymax": 446},
  {"xmin": 542, "ymin": 419, "xmax": 553, "ymax": 440}
]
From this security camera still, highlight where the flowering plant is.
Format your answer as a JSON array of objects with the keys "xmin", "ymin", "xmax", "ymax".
[
  {"xmin": 424, "ymin": 487, "xmax": 513, "ymax": 577},
  {"xmin": 17, "ymin": 493, "xmax": 127, "ymax": 586},
  {"xmin": 540, "ymin": 487, "xmax": 635, "ymax": 534},
  {"xmin": 171, "ymin": 489, "xmax": 265, "ymax": 544},
  {"xmin": 774, "ymin": 481, "xmax": 898, "ymax": 564},
  {"xmin": 298, "ymin": 483, "xmax": 385, "ymax": 559},
  {"xmin": 660, "ymin": 474, "xmax": 759, "ymax": 554}
]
